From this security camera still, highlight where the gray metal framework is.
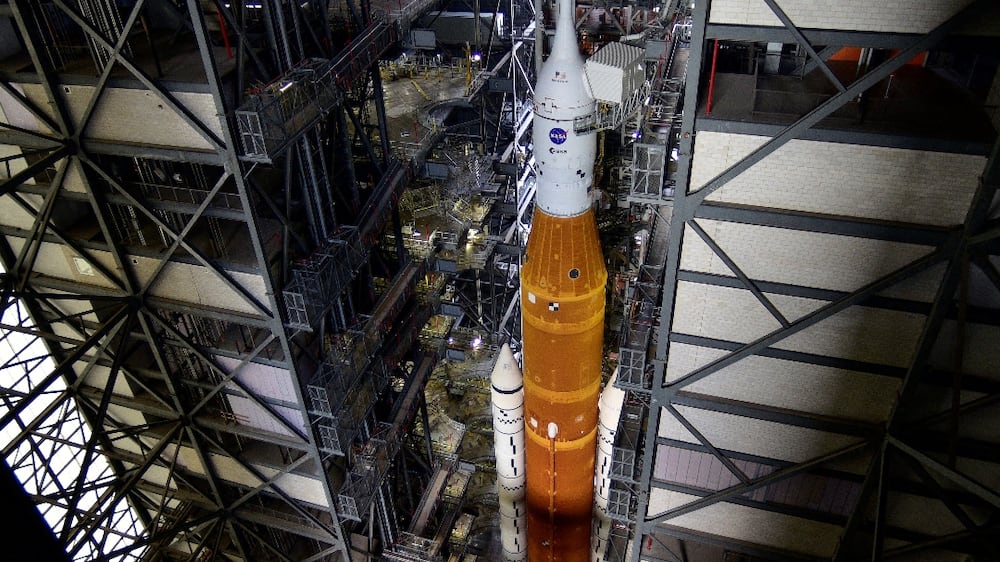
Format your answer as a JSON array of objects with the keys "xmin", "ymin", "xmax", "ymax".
[
  {"xmin": 0, "ymin": 0, "xmax": 444, "ymax": 560},
  {"xmin": 625, "ymin": 0, "xmax": 1000, "ymax": 560}
]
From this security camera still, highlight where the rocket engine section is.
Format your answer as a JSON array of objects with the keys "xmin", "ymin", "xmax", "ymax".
[{"xmin": 520, "ymin": 0, "xmax": 607, "ymax": 558}]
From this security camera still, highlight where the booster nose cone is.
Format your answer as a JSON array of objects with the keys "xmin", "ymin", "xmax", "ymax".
[
  {"xmin": 598, "ymin": 370, "xmax": 626, "ymax": 428},
  {"xmin": 492, "ymin": 343, "xmax": 522, "ymax": 392}
]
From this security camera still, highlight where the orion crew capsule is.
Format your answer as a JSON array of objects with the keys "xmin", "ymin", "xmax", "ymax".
[{"xmin": 520, "ymin": 0, "xmax": 607, "ymax": 558}]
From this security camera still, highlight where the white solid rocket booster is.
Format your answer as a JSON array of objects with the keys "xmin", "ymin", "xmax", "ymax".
[
  {"xmin": 491, "ymin": 343, "xmax": 528, "ymax": 561},
  {"xmin": 592, "ymin": 369, "xmax": 626, "ymax": 561}
]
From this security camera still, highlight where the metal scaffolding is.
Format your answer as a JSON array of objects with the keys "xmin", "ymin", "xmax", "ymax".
[
  {"xmin": 0, "ymin": 0, "xmax": 444, "ymax": 559},
  {"xmin": 625, "ymin": 1, "xmax": 1000, "ymax": 561}
]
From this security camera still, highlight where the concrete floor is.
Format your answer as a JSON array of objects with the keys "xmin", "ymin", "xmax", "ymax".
[{"xmin": 381, "ymin": 61, "xmax": 474, "ymax": 148}]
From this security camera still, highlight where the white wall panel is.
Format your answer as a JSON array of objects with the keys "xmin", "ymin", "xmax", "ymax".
[
  {"xmin": 21, "ymin": 83, "xmax": 224, "ymax": 151},
  {"xmin": 675, "ymin": 346, "xmax": 902, "ymax": 423},
  {"xmin": 707, "ymin": 0, "xmax": 979, "ymax": 35},
  {"xmin": 162, "ymin": 443, "xmax": 329, "ymax": 508},
  {"xmin": 134, "ymin": 258, "xmax": 269, "ymax": 317},
  {"xmin": 216, "ymin": 356, "xmax": 301, "ymax": 404},
  {"xmin": 4, "ymin": 239, "xmax": 122, "ymax": 290},
  {"xmin": 690, "ymin": 133, "xmax": 984, "ymax": 226},
  {"xmin": 647, "ymin": 488, "xmax": 842, "ymax": 558},
  {"xmin": 671, "ymin": 281, "xmax": 782, "ymax": 342},
  {"xmin": 681, "ymin": 220, "xmax": 936, "ymax": 297},
  {"xmin": 931, "ymin": 321, "xmax": 1000, "ymax": 380},
  {"xmin": 657, "ymin": 404, "xmax": 864, "ymax": 463},
  {"xmin": 671, "ymin": 282, "xmax": 926, "ymax": 367},
  {"xmin": 771, "ymin": 293, "xmax": 926, "ymax": 366},
  {"xmin": 227, "ymin": 394, "xmax": 307, "ymax": 437}
]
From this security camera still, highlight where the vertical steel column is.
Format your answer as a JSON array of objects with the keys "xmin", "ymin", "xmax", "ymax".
[
  {"xmin": 184, "ymin": 1, "xmax": 351, "ymax": 559},
  {"xmin": 628, "ymin": 0, "xmax": 709, "ymax": 558}
]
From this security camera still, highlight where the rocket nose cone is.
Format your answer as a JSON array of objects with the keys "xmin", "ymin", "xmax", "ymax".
[{"xmin": 491, "ymin": 343, "xmax": 523, "ymax": 392}]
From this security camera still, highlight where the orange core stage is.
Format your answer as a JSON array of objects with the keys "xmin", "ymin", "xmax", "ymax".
[{"xmin": 521, "ymin": 208, "xmax": 607, "ymax": 561}]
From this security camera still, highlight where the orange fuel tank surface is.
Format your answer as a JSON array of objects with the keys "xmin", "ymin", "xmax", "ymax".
[{"xmin": 521, "ymin": 208, "xmax": 607, "ymax": 562}]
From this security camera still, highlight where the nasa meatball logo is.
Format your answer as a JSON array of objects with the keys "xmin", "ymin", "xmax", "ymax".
[{"xmin": 549, "ymin": 128, "xmax": 568, "ymax": 145}]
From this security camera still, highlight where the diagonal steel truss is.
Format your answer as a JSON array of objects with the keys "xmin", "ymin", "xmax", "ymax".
[
  {"xmin": 0, "ymin": 0, "xmax": 418, "ymax": 559},
  {"xmin": 624, "ymin": 0, "xmax": 1000, "ymax": 560}
]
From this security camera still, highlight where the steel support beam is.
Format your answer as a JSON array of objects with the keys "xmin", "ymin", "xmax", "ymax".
[
  {"xmin": 663, "ymin": 239, "xmax": 956, "ymax": 392},
  {"xmin": 676, "ymin": 271, "xmax": 934, "ymax": 317},
  {"xmin": 649, "ymin": 479, "xmax": 849, "ymax": 526},
  {"xmin": 630, "ymin": 0, "xmax": 710, "ymax": 553},
  {"xmin": 671, "ymin": 391, "xmax": 880, "ymax": 438},
  {"xmin": 695, "ymin": 118, "xmax": 995, "ymax": 156},
  {"xmin": 761, "ymin": 0, "xmax": 844, "ymax": 92},
  {"xmin": 647, "ymin": 524, "xmax": 827, "ymax": 562},
  {"xmin": 694, "ymin": 203, "xmax": 951, "ymax": 246},
  {"xmin": 888, "ymin": 436, "xmax": 1000, "ymax": 509},
  {"xmin": 646, "ymin": 440, "xmax": 868, "ymax": 523},
  {"xmin": 690, "ymin": 0, "xmax": 992, "ymax": 207}
]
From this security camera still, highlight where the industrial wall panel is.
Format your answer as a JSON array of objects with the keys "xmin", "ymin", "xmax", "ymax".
[
  {"xmin": 767, "ymin": 292, "xmax": 927, "ymax": 366},
  {"xmin": 227, "ymin": 393, "xmax": 308, "ymax": 437},
  {"xmin": 105, "ymin": 405, "xmax": 152, "ymax": 443},
  {"xmin": 216, "ymin": 356, "xmax": 301, "ymax": 404},
  {"xmin": 952, "ymin": 402, "xmax": 1000, "ymax": 442},
  {"xmin": 667, "ymin": 342, "xmax": 902, "ymax": 423},
  {"xmin": 886, "ymin": 491, "xmax": 970, "ymax": 537},
  {"xmin": 44, "ymin": 291, "xmax": 102, "ymax": 325},
  {"xmin": 672, "ymin": 281, "xmax": 782, "ymax": 343},
  {"xmin": 657, "ymin": 404, "xmax": 864, "ymax": 463},
  {"xmin": 664, "ymin": 340, "xmax": 727, "ymax": 383},
  {"xmin": 680, "ymin": 220, "xmax": 937, "ymax": 298},
  {"xmin": 876, "ymin": 262, "xmax": 949, "ymax": 302},
  {"xmin": 77, "ymin": 364, "xmax": 139, "ymax": 398},
  {"xmin": 136, "ymin": 259, "xmax": 270, "ymax": 317},
  {"xmin": 956, "ymin": 457, "xmax": 1000, "ymax": 493},
  {"xmin": 4, "ymin": 238, "xmax": 121, "ymax": 290},
  {"xmin": 0, "ymin": 83, "xmax": 56, "ymax": 134},
  {"xmin": 707, "ymin": 0, "xmax": 978, "ymax": 34},
  {"xmin": 671, "ymin": 282, "xmax": 926, "ymax": 367},
  {"xmin": 20, "ymin": 83, "xmax": 224, "ymax": 151},
  {"xmin": 653, "ymin": 446, "xmax": 863, "ymax": 516},
  {"xmin": 931, "ymin": 321, "xmax": 1000, "ymax": 380},
  {"xmin": 132, "ymin": 463, "xmax": 176, "ymax": 492},
  {"xmin": 163, "ymin": 444, "xmax": 330, "ymax": 508},
  {"xmin": 690, "ymin": 132, "xmax": 985, "ymax": 226},
  {"xmin": 3, "ymin": 237, "xmax": 272, "ymax": 322},
  {"xmin": 646, "ymin": 488, "xmax": 843, "ymax": 558},
  {"xmin": 62, "ymin": 160, "xmax": 90, "ymax": 193},
  {"xmin": 220, "ymin": 453, "xmax": 329, "ymax": 508},
  {"xmin": 988, "ymin": 68, "xmax": 1000, "ymax": 131},
  {"xmin": 0, "ymin": 146, "xmax": 36, "ymax": 198},
  {"xmin": 654, "ymin": 445, "xmax": 771, "ymax": 489},
  {"xmin": 969, "ymin": 256, "xmax": 1000, "ymax": 309}
]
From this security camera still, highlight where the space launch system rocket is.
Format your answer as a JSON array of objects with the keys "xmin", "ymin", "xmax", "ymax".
[
  {"xmin": 519, "ymin": 0, "xmax": 607, "ymax": 557},
  {"xmin": 489, "ymin": 0, "xmax": 615, "ymax": 558}
]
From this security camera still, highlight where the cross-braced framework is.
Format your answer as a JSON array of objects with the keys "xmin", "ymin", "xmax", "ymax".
[
  {"xmin": 624, "ymin": 0, "xmax": 1000, "ymax": 560},
  {"xmin": 0, "ymin": 0, "xmax": 435, "ymax": 559}
]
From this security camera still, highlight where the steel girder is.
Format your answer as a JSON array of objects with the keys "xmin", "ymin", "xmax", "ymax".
[
  {"xmin": 0, "ymin": 0, "xmax": 388, "ymax": 560},
  {"xmin": 628, "ymin": 0, "xmax": 1000, "ymax": 560}
]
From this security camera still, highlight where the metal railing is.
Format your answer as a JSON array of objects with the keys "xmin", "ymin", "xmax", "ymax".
[{"xmin": 236, "ymin": 21, "xmax": 397, "ymax": 162}]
